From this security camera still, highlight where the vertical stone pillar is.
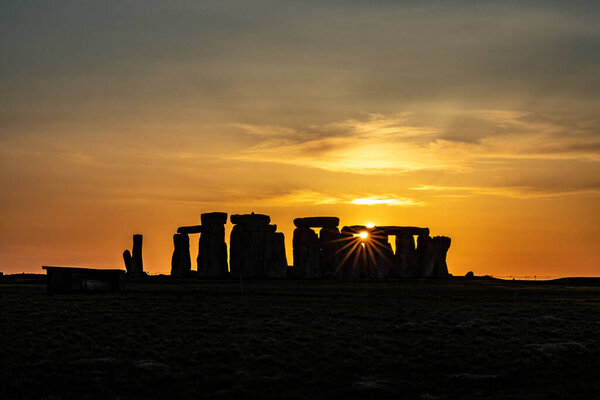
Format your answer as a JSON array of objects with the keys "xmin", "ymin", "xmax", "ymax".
[
  {"xmin": 266, "ymin": 232, "xmax": 288, "ymax": 278},
  {"xmin": 395, "ymin": 234, "xmax": 417, "ymax": 278},
  {"xmin": 171, "ymin": 233, "xmax": 191, "ymax": 277},
  {"xmin": 130, "ymin": 234, "xmax": 144, "ymax": 276},
  {"xmin": 432, "ymin": 236, "xmax": 451, "ymax": 277},
  {"xmin": 123, "ymin": 250, "xmax": 132, "ymax": 273},
  {"xmin": 337, "ymin": 230, "xmax": 362, "ymax": 280},
  {"xmin": 319, "ymin": 227, "xmax": 341, "ymax": 278},
  {"xmin": 292, "ymin": 227, "xmax": 321, "ymax": 278},
  {"xmin": 416, "ymin": 235, "xmax": 434, "ymax": 278},
  {"xmin": 366, "ymin": 228, "xmax": 394, "ymax": 279},
  {"xmin": 197, "ymin": 212, "xmax": 228, "ymax": 278}
]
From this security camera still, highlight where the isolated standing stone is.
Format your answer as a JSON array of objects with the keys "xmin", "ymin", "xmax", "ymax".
[
  {"xmin": 171, "ymin": 233, "xmax": 191, "ymax": 277},
  {"xmin": 123, "ymin": 250, "xmax": 132, "ymax": 273},
  {"xmin": 131, "ymin": 234, "xmax": 144, "ymax": 275}
]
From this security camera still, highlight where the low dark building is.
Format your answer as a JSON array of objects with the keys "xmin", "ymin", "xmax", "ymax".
[{"xmin": 42, "ymin": 266, "xmax": 125, "ymax": 295}]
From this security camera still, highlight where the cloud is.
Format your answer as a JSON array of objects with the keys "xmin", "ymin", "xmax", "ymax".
[
  {"xmin": 230, "ymin": 110, "xmax": 600, "ymax": 175},
  {"xmin": 260, "ymin": 190, "xmax": 424, "ymax": 207},
  {"xmin": 410, "ymin": 185, "xmax": 600, "ymax": 199}
]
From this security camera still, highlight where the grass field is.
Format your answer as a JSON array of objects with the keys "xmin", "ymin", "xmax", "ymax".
[{"xmin": 1, "ymin": 278, "xmax": 599, "ymax": 399}]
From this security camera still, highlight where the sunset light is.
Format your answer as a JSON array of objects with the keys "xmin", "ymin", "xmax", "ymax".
[
  {"xmin": 365, "ymin": 222, "xmax": 375, "ymax": 228},
  {"xmin": 358, "ymin": 231, "xmax": 369, "ymax": 240}
]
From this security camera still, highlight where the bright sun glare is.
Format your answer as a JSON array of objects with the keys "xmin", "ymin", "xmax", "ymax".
[
  {"xmin": 359, "ymin": 231, "xmax": 369, "ymax": 239},
  {"xmin": 365, "ymin": 222, "xmax": 375, "ymax": 228}
]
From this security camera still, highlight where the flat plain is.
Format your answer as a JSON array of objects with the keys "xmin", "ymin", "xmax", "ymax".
[{"xmin": 1, "ymin": 278, "xmax": 599, "ymax": 399}]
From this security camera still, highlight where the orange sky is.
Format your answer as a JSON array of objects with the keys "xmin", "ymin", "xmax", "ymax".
[{"xmin": 1, "ymin": 1, "xmax": 599, "ymax": 277}]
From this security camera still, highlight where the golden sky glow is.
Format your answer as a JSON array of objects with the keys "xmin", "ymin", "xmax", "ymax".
[{"xmin": 1, "ymin": 1, "xmax": 599, "ymax": 277}]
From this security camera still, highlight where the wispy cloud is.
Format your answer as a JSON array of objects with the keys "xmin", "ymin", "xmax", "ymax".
[
  {"xmin": 230, "ymin": 110, "xmax": 600, "ymax": 175},
  {"xmin": 261, "ymin": 190, "xmax": 424, "ymax": 207},
  {"xmin": 410, "ymin": 185, "xmax": 600, "ymax": 199}
]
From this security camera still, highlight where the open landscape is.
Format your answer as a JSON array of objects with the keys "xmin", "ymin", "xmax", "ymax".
[{"xmin": 1, "ymin": 278, "xmax": 599, "ymax": 399}]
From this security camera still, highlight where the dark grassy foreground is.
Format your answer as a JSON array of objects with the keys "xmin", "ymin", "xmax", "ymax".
[{"xmin": 1, "ymin": 278, "xmax": 599, "ymax": 399}]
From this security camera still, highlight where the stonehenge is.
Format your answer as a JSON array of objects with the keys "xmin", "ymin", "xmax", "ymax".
[
  {"xmin": 230, "ymin": 213, "xmax": 288, "ymax": 278},
  {"xmin": 171, "ymin": 212, "xmax": 228, "ymax": 278},
  {"xmin": 166, "ymin": 212, "xmax": 451, "ymax": 280},
  {"xmin": 123, "ymin": 234, "xmax": 145, "ymax": 276},
  {"xmin": 293, "ymin": 219, "xmax": 450, "ymax": 279}
]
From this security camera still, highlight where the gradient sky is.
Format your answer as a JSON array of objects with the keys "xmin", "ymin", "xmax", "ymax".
[{"xmin": 1, "ymin": 0, "xmax": 599, "ymax": 277}]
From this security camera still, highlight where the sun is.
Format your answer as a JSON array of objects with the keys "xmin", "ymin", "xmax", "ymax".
[
  {"xmin": 365, "ymin": 222, "xmax": 375, "ymax": 228},
  {"xmin": 358, "ymin": 231, "xmax": 369, "ymax": 239}
]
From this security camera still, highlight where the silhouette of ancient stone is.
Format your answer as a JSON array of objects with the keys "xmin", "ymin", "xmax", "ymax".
[
  {"xmin": 201, "ymin": 212, "xmax": 227, "ymax": 225},
  {"xmin": 465, "ymin": 271, "xmax": 474, "ymax": 278},
  {"xmin": 171, "ymin": 233, "xmax": 191, "ymax": 277},
  {"xmin": 197, "ymin": 212, "xmax": 228, "ymax": 278},
  {"xmin": 394, "ymin": 234, "xmax": 417, "ymax": 278},
  {"xmin": 265, "ymin": 232, "xmax": 288, "ymax": 278},
  {"xmin": 431, "ymin": 236, "xmax": 451, "ymax": 277},
  {"xmin": 416, "ymin": 235, "xmax": 433, "ymax": 277},
  {"xmin": 370, "ymin": 226, "xmax": 430, "ymax": 237},
  {"xmin": 294, "ymin": 217, "xmax": 340, "ymax": 229},
  {"xmin": 130, "ymin": 234, "xmax": 144, "ymax": 275},
  {"xmin": 177, "ymin": 225, "xmax": 203, "ymax": 234},
  {"xmin": 123, "ymin": 250, "xmax": 132, "ymax": 272},
  {"xmin": 292, "ymin": 227, "xmax": 321, "ymax": 278},
  {"xmin": 366, "ymin": 228, "xmax": 394, "ymax": 279},
  {"xmin": 230, "ymin": 213, "xmax": 270, "ymax": 225},
  {"xmin": 319, "ymin": 227, "xmax": 342, "ymax": 278},
  {"xmin": 230, "ymin": 214, "xmax": 286, "ymax": 278}
]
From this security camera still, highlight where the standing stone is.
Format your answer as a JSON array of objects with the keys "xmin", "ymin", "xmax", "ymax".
[
  {"xmin": 395, "ymin": 234, "xmax": 417, "ymax": 278},
  {"xmin": 197, "ymin": 212, "xmax": 228, "ymax": 278},
  {"xmin": 416, "ymin": 235, "xmax": 434, "ymax": 278},
  {"xmin": 431, "ymin": 236, "xmax": 451, "ymax": 277},
  {"xmin": 128, "ymin": 234, "xmax": 144, "ymax": 276},
  {"xmin": 292, "ymin": 227, "xmax": 321, "ymax": 278},
  {"xmin": 122, "ymin": 250, "xmax": 132, "ymax": 273},
  {"xmin": 230, "ymin": 213, "xmax": 286, "ymax": 278},
  {"xmin": 319, "ymin": 227, "xmax": 342, "ymax": 278},
  {"xmin": 171, "ymin": 233, "xmax": 191, "ymax": 277},
  {"xmin": 336, "ymin": 231, "xmax": 362, "ymax": 279},
  {"xmin": 265, "ymin": 232, "xmax": 288, "ymax": 278},
  {"xmin": 366, "ymin": 228, "xmax": 394, "ymax": 279}
]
